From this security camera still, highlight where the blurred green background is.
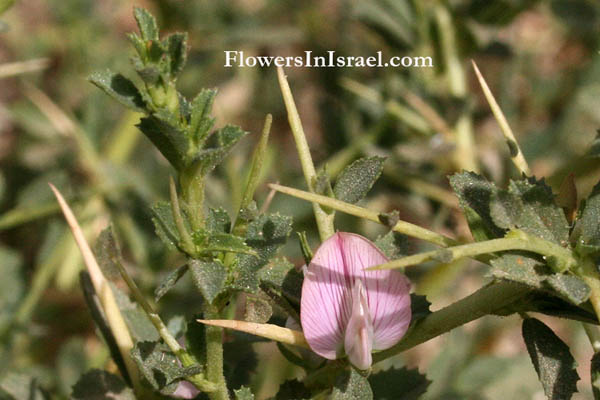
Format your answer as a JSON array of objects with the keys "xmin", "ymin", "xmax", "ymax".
[{"xmin": 2, "ymin": 0, "xmax": 600, "ymax": 398}]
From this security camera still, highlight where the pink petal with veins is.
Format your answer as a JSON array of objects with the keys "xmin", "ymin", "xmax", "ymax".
[{"xmin": 300, "ymin": 232, "xmax": 411, "ymax": 368}]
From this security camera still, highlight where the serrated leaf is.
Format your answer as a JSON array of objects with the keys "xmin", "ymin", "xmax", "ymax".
[
  {"xmin": 189, "ymin": 259, "xmax": 227, "ymax": 303},
  {"xmin": 245, "ymin": 295, "xmax": 272, "ymax": 323},
  {"xmin": 0, "ymin": 372, "xmax": 49, "ymax": 400},
  {"xmin": 508, "ymin": 178, "xmax": 569, "ymax": 245},
  {"xmin": 449, "ymin": 171, "xmax": 505, "ymax": 239},
  {"xmin": 234, "ymin": 386, "xmax": 254, "ymax": 400},
  {"xmin": 192, "ymin": 125, "xmax": 247, "ymax": 175},
  {"xmin": 137, "ymin": 115, "xmax": 189, "ymax": 170},
  {"xmin": 334, "ymin": 156, "xmax": 385, "ymax": 204},
  {"xmin": 579, "ymin": 181, "xmax": 600, "ymax": 250},
  {"xmin": 190, "ymin": 89, "xmax": 217, "ymax": 145},
  {"xmin": 151, "ymin": 201, "xmax": 179, "ymax": 250},
  {"xmin": 71, "ymin": 370, "xmax": 135, "ymax": 400},
  {"xmin": 331, "ymin": 368, "xmax": 373, "ymax": 399},
  {"xmin": 522, "ymin": 318, "xmax": 579, "ymax": 400},
  {"xmin": 134, "ymin": 7, "xmax": 158, "ymax": 41},
  {"xmin": 592, "ymin": 352, "xmax": 600, "ymax": 399},
  {"xmin": 206, "ymin": 207, "xmax": 231, "ymax": 233},
  {"xmin": 258, "ymin": 258, "xmax": 295, "ymax": 288},
  {"xmin": 165, "ymin": 32, "xmax": 187, "ymax": 77},
  {"xmin": 275, "ymin": 379, "xmax": 311, "ymax": 400},
  {"xmin": 192, "ymin": 230, "xmax": 255, "ymax": 256},
  {"xmin": 89, "ymin": 70, "xmax": 145, "ymax": 111},
  {"xmin": 131, "ymin": 341, "xmax": 187, "ymax": 394},
  {"xmin": 231, "ymin": 214, "xmax": 293, "ymax": 292},
  {"xmin": 368, "ymin": 367, "xmax": 430, "ymax": 400},
  {"xmin": 155, "ymin": 264, "xmax": 189, "ymax": 302}
]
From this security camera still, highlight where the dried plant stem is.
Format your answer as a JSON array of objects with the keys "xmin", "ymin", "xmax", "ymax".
[
  {"xmin": 472, "ymin": 61, "xmax": 531, "ymax": 176},
  {"xmin": 277, "ymin": 67, "xmax": 335, "ymax": 241},
  {"xmin": 0, "ymin": 58, "xmax": 50, "ymax": 79}
]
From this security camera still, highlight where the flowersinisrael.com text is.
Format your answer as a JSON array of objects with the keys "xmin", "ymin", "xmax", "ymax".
[{"xmin": 224, "ymin": 50, "xmax": 433, "ymax": 68}]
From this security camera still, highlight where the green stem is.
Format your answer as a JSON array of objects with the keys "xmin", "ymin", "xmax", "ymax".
[
  {"xmin": 373, "ymin": 281, "xmax": 529, "ymax": 362},
  {"xmin": 205, "ymin": 309, "xmax": 229, "ymax": 400},
  {"xmin": 268, "ymin": 183, "xmax": 457, "ymax": 247},
  {"xmin": 277, "ymin": 67, "xmax": 335, "ymax": 242},
  {"xmin": 180, "ymin": 164, "xmax": 206, "ymax": 231},
  {"xmin": 372, "ymin": 230, "xmax": 576, "ymax": 271},
  {"xmin": 575, "ymin": 257, "xmax": 600, "ymax": 328},
  {"xmin": 169, "ymin": 176, "xmax": 195, "ymax": 254},
  {"xmin": 113, "ymin": 259, "xmax": 217, "ymax": 392}
]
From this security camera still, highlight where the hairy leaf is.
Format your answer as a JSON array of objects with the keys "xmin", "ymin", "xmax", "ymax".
[
  {"xmin": 334, "ymin": 156, "xmax": 385, "ymax": 204},
  {"xmin": 131, "ymin": 341, "xmax": 193, "ymax": 394},
  {"xmin": 192, "ymin": 230, "xmax": 255, "ymax": 256},
  {"xmin": 192, "ymin": 125, "xmax": 247, "ymax": 175},
  {"xmin": 137, "ymin": 115, "xmax": 189, "ymax": 171},
  {"xmin": 155, "ymin": 264, "xmax": 189, "ymax": 302},
  {"xmin": 165, "ymin": 32, "xmax": 188, "ymax": 77},
  {"xmin": 522, "ymin": 318, "xmax": 579, "ymax": 400},
  {"xmin": 189, "ymin": 259, "xmax": 227, "ymax": 303},
  {"xmin": 189, "ymin": 89, "xmax": 217, "ymax": 145},
  {"xmin": 368, "ymin": 367, "xmax": 430, "ymax": 400},
  {"xmin": 244, "ymin": 295, "xmax": 272, "ymax": 323},
  {"xmin": 93, "ymin": 227, "xmax": 122, "ymax": 281},
  {"xmin": 331, "ymin": 368, "xmax": 373, "ymax": 399},
  {"xmin": 151, "ymin": 201, "xmax": 179, "ymax": 251},
  {"xmin": 206, "ymin": 207, "xmax": 231, "ymax": 234},
  {"xmin": 579, "ymin": 181, "xmax": 600, "ymax": 251},
  {"xmin": 275, "ymin": 379, "xmax": 311, "ymax": 400},
  {"xmin": 134, "ymin": 7, "xmax": 158, "ymax": 41},
  {"xmin": 89, "ymin": 70, "xmax": 146, "ymax": 111},
  {"xmin": 111, "ymin": 283, "xmax": 159, "ymax": 342}
]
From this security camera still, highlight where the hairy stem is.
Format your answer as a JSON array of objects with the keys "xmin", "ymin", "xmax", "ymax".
[{"xmin": 205, "ymin": 309, "xmax": 229, "ymax": 400}]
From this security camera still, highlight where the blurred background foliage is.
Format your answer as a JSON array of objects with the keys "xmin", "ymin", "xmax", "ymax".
[{"xmin": 1, "ymin": 0, "xmax": 600, "ymax": 398}]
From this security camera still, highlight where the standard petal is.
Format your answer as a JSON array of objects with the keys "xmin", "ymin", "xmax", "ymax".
[
  {"xmin": 333, "ymin": 233, "xmax": 412, "ymax": 351},
  {"xmin": 301, "ymin": 233, "xmax": 353, "ymax": 359}
]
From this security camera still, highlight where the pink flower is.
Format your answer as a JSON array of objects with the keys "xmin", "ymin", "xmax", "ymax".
[{"xmin": 300, "ymin": 232, "xmax": 412, "ymax": 370}]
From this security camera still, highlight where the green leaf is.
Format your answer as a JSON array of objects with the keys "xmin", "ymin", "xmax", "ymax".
[
  {"xmin": 592, "ymin": 352, "xmax": 600, "ymax": 399},
  {"xmin": 131, "ymin": 341, "xmax": 188, "ymax": 394},
  {"xmin": 234, "ymin": 386, "xmax": 255, "ymax": 400},
  {"xmin": 89, "ymin": 70, "xmax": 146, "ymax": 111},
  {"xmin": 192, "ymin": 125, "xmax": 247, "ymax": 175},
  {"xmin": 224, "ymin": 341, "xmax": 258, "ymax": 390},
  {"xmin": 192, "ymin": 230, "xmax": 256, "ymax": 256},
  {"xmin": 154, "ymin": 264, "xmax": 189, "ymax": 302},
  {"xmin": 449, "ymin": 171, "xmax": 505, "ymax": 239},
  {"xmin": 111, "ymin": 283, "xmax": 159, "ymax": 342},
  {"xmin": 333, "ymin": 156, "xmax": 385, "ymax": 204},
  {"xmin": 165, "ymin": 33, "xmax": 188, "ymax": 77},
  {"xmin": 185, "ymin": 318, "xmax": 206, "ymax": 365},
  {"xmin": 189, "ymin": 259, "xmax": 227, "ymax": 303},
  {"xmin": 489, "ymin": 189, "xmax": 523, "ymax": 230},
  {"xmin": 275, "ymin": 379, "xmax": 311, "ymax": 400},
  {"xmin": 368, "ymin": 367, "xmax": 430, "ymax": 400},
  {"xmin": 522, "ymin": 318, "xmax": 579, "ymax": 400},
  {"xmin": 545, "ymin": 274, "xmax": 591, "ymax": 305},
  {"xmin": 151, "ymin": 201, "xmax": 180, "ymax": 251},
  {"xmin": 579, "ymin": 181, "xmax": 600, "ymax": 250},
  {"xmin": 331, "ymin": 368, "xmax": 373, "ymax": 400},
  {"xmin": 189, "ymin": 89, "xmax": 217, "ymax": 145},
  {"xmin": 206, "ymin": 207, "xmax": 231, "ymax": 234},
  {"xmin": 137, "ymin": 115, "xmax": 189, "ymax": 171},
  {"xmin": 258, "ymin": 258, "xmax": 295, "ymax": 289},
  {"xmin": 491, "ymin": 254, "xmax": 590, "ymax": 305},
  {"xmin": 508, "ymin": 178, "xmax": 569, "ymax": 245},
  {"xmin": 231, "ymin": 213, "xmax": 293, "ymax": 292},
  {"xmin": 93, "ymin": 227, "xmax": 122, "ymax": 281},
  {"xmin": 375, "ymin": 231, "xmax": 408, "ymax": 259},
  {"xmin": 71, "ymin": 370, "xmax": 135, "ymax": 400},
  {"xmin": 0, "ymin": 372, "xmax": 49, "ymax": 400},
  {"xmin": 134, "ymin": 7, "xmax": 158, "ymax": 41},
  {"xmin": 244, "ymin": 295, "xmax": 272, "ymax": 323},
  {"xmin": 410, "ymin": 293, "xmax": 432, "ymax": 322}
]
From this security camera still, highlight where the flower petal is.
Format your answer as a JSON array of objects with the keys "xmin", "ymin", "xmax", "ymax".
[
  {"xmin": 301, "ymin": 232, "xmax": 412, "ymax": 361},
  {"xmin": 344, "ymin": 279, "xmax": 373, "ymax": 370}
]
